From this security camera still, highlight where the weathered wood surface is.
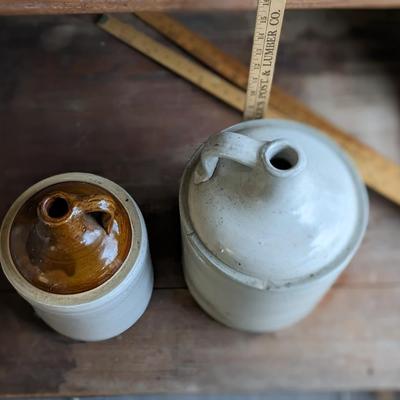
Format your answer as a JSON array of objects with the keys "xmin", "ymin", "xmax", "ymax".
[
  {"xmin": 0, "ymin": 11, "xmax": 399, "ymax": 396},
  {"xmin": 2, "ymin": 0, "xmax": 400, "ymax": 16}
]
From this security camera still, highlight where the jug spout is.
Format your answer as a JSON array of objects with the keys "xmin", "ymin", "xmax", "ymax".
[
  {"xmin": 38, "ymin": 192, "xmax": 73, "ymax": 226},
  {"xmin": 262, "ymin": 139, "xmax": 306, "ymax": 179}
]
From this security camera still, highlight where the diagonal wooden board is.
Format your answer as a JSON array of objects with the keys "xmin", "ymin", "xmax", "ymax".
[{"xmin": 133, "ymin": 11, "xmax": 400, "ymax": 207}]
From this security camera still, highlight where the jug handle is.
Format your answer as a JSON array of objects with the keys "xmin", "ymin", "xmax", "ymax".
[
  {"xmin": 195, "ymin": 130, "xmax": 302, "ymax": 184},
  {"xmin": 76, "ymin": 195, "xmax": 117, "ymax": 234},
  {"xmin": 194, "ymin": 131, "xmax": 263, "ymax": 184}
]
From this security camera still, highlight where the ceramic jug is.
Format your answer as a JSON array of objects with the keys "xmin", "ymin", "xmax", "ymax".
[
  {"xmin": 179, "ymin": 119, "xmax": 369, "ymax": 332},
  {"xmin": 0, "ymin": 173, "xmax": 153, "ymax": 341}
]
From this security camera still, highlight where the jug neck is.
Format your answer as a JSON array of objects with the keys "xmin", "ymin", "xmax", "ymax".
[{"xmin": 194, "ymin": 131, "xmax": 306, "ymax": 185}]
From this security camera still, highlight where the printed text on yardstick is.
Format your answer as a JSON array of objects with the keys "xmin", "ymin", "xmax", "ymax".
[{"xmin": 244, "ymin": 0, "xmax": 286, "ymax": 120}]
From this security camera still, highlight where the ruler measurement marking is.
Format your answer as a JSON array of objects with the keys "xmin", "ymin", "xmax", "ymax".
[
  {"xmin": 246, "ymin": 0, "xmax": 271, "ymax": 118},
  {"xmin": 256, "ymin": 1, "xmax": 273, "ymax": 116},
  {"xmin": 244, "ymin": 0, "xmax": 286, "ymax": 120}
]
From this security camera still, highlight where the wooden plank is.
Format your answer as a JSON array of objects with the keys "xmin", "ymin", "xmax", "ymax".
[
  {"xmin": 2, "ymin": 282, "xmax": 400, "ymax": 396},
  {"xmin": 135, "ymin": 12, "xmax": 400, "ymax": 207},
  {"xmin": 0, "ymin": 11, "xmax": 399, "ymax": 396},
  {"xmin": 2, "ymin": 0, "xmax": 400, "ymax": 16}
]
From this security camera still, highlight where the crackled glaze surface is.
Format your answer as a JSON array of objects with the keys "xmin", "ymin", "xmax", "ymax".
[{"xmin": 10, "ymin": 181, "xmax": 132, "ymax": 294}]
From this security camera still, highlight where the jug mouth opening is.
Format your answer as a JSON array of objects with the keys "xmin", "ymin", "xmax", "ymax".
[
  {"xmin": 40, "ymin": 193, "xmax": 72, "ymax": 223},
  {"xmin": 270, "ymin": 146, "xmax": 298, "ymax": 170},
  {"xmin": 263, "ymin": 140, "xmax": 304, "ymax": 177}
]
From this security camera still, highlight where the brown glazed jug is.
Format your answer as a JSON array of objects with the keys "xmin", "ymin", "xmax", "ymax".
[
  {"xmin": 1, "ymin": 173, "xmax": 153, "ymax": 340},
  {"xmin": 9, "ymin": 181, "xmax": 132, "ymax": 295}
]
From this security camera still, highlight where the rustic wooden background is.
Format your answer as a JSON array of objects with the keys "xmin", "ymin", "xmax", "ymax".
[
  {"xmin": 0, "ymin": 10, "xmax": 399, "ymax": 396},
  {"xmin": 3, "ymin": 0, "xmax": 400, "ymax": 16}
]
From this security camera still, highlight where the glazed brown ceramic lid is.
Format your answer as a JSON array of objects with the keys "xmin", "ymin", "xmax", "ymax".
[{"xmin": 9, "ymin": 181, "xmax": 132, "ymax": 294}]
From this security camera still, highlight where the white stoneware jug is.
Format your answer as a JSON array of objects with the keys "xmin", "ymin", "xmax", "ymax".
[
  {"xmin": 0, "ymin": 173, "xmax": 153, "ymax": 341},
  {"xmin": 179, "ymin": 119, "xmax": 369, "ymax": 332}
]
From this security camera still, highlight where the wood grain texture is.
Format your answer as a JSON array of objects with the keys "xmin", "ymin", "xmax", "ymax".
[
  {"xmin": 3, "ymin": 257, "xmax": 400, "ymax": 395},
  {"xmin": 135, "ymin": 11, "xmax": 250, "ymax": 88},
  {"xmin": 2, "ymin": 0, "xmax": 400, "ymax": 15},
  {"xmin": 97, "ymin": 15, "xmax": 247, "ymax": 112},
  {"xmin": 0, "ymin": 11, "xmax": 399, "ymax": 395}
]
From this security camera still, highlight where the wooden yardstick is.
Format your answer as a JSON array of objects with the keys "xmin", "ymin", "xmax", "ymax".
[{"xmin": 244, "ymin": 0, "xmax": 286, "ymax": 120}]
